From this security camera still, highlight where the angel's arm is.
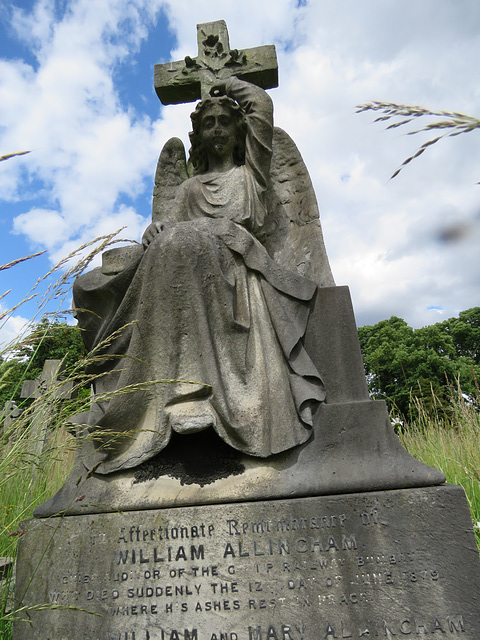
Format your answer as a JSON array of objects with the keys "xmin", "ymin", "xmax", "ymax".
[{"xmin": 224, "ymin": 76, "xmax": 273, "ymax": 193}]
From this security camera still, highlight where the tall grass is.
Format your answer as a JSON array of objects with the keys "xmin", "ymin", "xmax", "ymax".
[
  {"xmin": 399, "ymin": 391, "xmax": 480, "ymax": 549},
  {"xmin": 0, "ymin": 401, "xmax": 77, "ymax": 554},
  {"xmin": 355, "ymin": 102, "xmax": 480, "ymax": 179},
  {"xmin": 0, "ymin": 418, "xmax": 76, "ymax": 637},
  {"xmin": 0, "ymin": 232, "xmax": 126, "ymax": 636}
]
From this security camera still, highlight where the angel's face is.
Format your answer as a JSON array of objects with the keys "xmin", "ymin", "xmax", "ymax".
[{"xmin": 199, "ymin": 103, "xmax": 237, "ymax": 161}]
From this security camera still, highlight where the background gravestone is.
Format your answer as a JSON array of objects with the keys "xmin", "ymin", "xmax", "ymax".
[
  {"xmin": 20, "ymin": 358, "xmax": 76, "ymax": 458},
  {"xmin": 12, "ymin": 20, "xmax": 480, "ymax": 640}
]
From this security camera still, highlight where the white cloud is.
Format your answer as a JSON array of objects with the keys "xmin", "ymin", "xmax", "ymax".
[
  {"xmin": 0, "ymin": 306, "xmax": 29, "ymax": 355},
  {"xmin": 1, "ymin": 0, "xmax": 480, "ymax": 334},
  {"xmin": 13, "ymin": 208, "xmax": 70, "ymax": 248},
  {"xmin": 1, "ymin": 0, "xmax": 166, "ymax": 255}
]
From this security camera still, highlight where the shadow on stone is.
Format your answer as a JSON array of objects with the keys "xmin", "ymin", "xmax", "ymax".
[{"xmin": 133, "ymin": 429, "xmax": 245, "ymax": 486}]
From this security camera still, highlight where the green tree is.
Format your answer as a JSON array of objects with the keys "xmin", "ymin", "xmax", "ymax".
[
  {"xmin": 440, "ymin": 307, "xmax": 480, "ymax": 403},
  {"xmin": 0, "ymin": 319, "xmax": 87, "ymax": 408},
  {"xmin": 442, "ymin": 307, "xmax": 480, "ymax": 364},
  {"xmin": 358, "ymin": 309, "xmax": 480, "ymax": 420},
  {"xmin": 358, "ymin": 316, "xmax": 415, "ymax": 414}
]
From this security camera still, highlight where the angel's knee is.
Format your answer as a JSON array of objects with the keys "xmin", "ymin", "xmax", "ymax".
[{"xmin": 157, "ymin": 224, "xmax": 207, "ymax": 260}]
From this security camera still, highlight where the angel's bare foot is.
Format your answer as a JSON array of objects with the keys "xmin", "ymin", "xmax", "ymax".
[{"xmin": 167, "ymin": 401, "xmax": 217, "ymax": 434}]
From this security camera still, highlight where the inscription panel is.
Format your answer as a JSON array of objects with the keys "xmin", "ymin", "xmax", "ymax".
[{"xmin": 13, "ymin": 486, "xmax": 480, "ymax": 639}]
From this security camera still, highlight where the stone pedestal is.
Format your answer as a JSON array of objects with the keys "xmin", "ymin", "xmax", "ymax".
[{"xmin": 13, "ymin": 485, "xmax": 480, "ymax": 639}]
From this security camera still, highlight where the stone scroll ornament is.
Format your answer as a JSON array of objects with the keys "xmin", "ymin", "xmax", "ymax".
[{"xmin": 69, "ymin": 21, "xmax": 335, "ymax": 476}]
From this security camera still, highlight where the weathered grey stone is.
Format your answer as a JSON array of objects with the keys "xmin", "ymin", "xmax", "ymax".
[
  {"xmin": 13, "ymin": 486, "xmax": 480, "ymax": 639},
  {"xmin": 0, "ymin": 557, "xmax": 14, "ymax": 580},
  {"xmin": 0, "ymin": 557, "xmax": 15, "ymax": 623},
  {"xmin": 70, "ymin": 73, "xmax": 329, "ymax": 478},
  {"xmin": 21, "ymin": 359, "xmax": 76, "ymax": 401},
  {"xmin": 102, "ymin": 244, "xmax": 143, "ymax": 275},
  {"xmin": 60, "ymin": 21, "xmax": 337, "ymax": 487},
  {"xmin": 19, "ymin": 359, "xmax": 77, "ymax": 458},
  {"xmin": 35, "ymin": 21, "xmax": 443, "ymax": 519},
  {"xmin": 154, "ymin": 21, "xmax": 278, "ymax": 104},
  {"xmin": 33, "ymin": 399, "xmax": 445, "ymax": 517},
  {"xmin": 0, "ymin": 401, "xmax": 22, "ymax": 432}
]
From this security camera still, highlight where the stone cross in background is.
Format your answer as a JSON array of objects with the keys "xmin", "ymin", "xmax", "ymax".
[
  {"xmin": 154, "ymin": 19, "xmax": 278, "ymax": 104},
  {"xmin": 21, "ymin": 359, "xmax": 75, "ymax": 401},
  {"xmin": 20, "ymin": 359, "xmax": 76, "ymax": 457}
]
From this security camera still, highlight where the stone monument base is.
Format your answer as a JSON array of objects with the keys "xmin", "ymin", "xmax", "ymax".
[
  {"xmin": 13, "ymin": 485, "xmax": 480, "ymax": 639},
  {"xmin": 34, "ymin": 399, "xmax": 446, "ymax": 517}
]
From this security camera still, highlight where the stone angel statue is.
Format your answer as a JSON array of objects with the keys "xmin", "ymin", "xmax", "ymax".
[{"xmin": 72, "ymin": 77, "xmax": 335, "ymax": 475}]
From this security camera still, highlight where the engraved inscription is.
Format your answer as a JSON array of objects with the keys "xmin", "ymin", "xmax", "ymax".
[{"xmin": 17, "ymin": 489, "xmax": 480, "ymax": 639}]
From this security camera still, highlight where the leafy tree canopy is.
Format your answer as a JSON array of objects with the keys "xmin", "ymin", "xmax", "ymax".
[
  {"xmin": 0, "ymin": 319, "xmax": 87, "ymax": 408},
  {"xmin": 358, "ymin": 308, "xmax": 480, "ymax": 419}
]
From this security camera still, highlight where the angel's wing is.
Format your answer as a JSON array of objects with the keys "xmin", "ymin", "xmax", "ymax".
[
  {"xmin": 152, "ymin": 137, "xmax": 191, "ymax": 223},
  {"xmin": 102, "ymin": 138, "xmax": 190, "ymax": 275},
  {"xmin": 263, "ymin": 127, "xmax": 335, "ymax": 288}
]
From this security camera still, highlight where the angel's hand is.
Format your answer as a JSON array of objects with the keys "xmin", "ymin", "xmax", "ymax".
[
  {"xmin": 210, "ymin": 81, "xmax": 227, "ymax": 97},
  {"xmin": 142, "ymin": 221, "xmax": 167, "ymax": 248}
]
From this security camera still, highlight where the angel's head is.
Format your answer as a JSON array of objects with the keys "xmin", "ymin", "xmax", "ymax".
[{"xmin": 189, "ymin": 96, "xmax": 247, "ymax": 173}]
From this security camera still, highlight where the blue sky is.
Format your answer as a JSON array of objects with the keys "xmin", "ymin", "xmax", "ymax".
[{"xmin": 1, "ymin": 0, "xmax": 480, "ymax": 347}]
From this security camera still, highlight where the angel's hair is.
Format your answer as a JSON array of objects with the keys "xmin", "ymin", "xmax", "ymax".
[{"xmin": 189, "ymin": 96, "xmax": 247, "ymax": 174}]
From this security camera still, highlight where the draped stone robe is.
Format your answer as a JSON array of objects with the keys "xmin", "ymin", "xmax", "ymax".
[{"xmin": 73, "ymin": 77, "xmax": 325, "ymax": 474}]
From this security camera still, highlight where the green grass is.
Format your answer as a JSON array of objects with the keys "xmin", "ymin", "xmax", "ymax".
[
  {"xmin": 0, "ymin": 424, "xmax": 75, "ymax": 556},
  {"xmin": 399, "ymin": 393, "xmax": 480, "ymax": 549},
  {"xmin": 0, "ymin": 232, "xmax": 123, "ymax": 637},
  {"xmin": 0, "ymin": 418, "xmax": 76, "ymax": 636}
]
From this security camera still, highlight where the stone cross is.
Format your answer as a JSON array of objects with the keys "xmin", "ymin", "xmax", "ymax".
[
  {"xmin": 20, "ymin": 359, "xmax": 77, "ymax": 457},
  {"xmin": 21, "ymin": 359, "xmax": 76, "ymax": 402},
  {"xmin": 154, "ymin": 20, "xmax": 278, "ymax": 105}
]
